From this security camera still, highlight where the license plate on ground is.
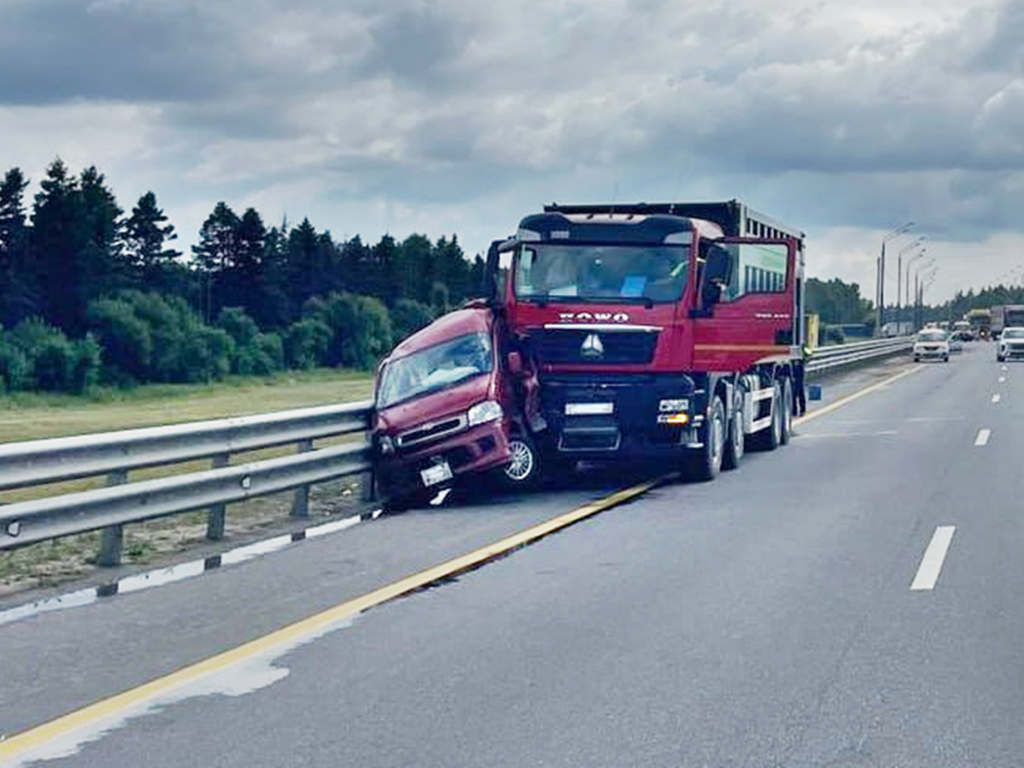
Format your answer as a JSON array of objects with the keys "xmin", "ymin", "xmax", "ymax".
[{"xmin": 420, "ymin": 461, "xmax": 453, "ymax": 487}]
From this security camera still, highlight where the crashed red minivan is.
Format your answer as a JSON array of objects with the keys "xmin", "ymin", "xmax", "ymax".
[{"xmin": 373, "ymin": 307, "xmax": 541, "ymax": 508}]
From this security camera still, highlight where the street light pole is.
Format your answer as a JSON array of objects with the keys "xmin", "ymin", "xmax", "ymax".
[
  {"xmin": 905, "ymin": 249, "xmax": 927, "ymax": 313},
  {"xmin": 897, "ymin": 237, "xmax": 925, "ymax": 329},
  {"xmin": 878, "ymin": 222, "xmax": 915, "ymax": 335}
]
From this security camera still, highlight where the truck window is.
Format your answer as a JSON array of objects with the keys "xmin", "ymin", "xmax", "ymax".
[
  {"xmin": 514, "ymin": 244, "xmax": 690, "ymax": 304},
  {"xmin": 732, "ymin": 242, "xmax": 789, "ymax": 298}
]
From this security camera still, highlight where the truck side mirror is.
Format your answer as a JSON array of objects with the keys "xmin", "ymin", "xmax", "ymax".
[
  {"xmin": 481, "ymin": 240, "xmax": 502, "ymax": 305},
  {"xmin": 507, "ymin": 351, "xmax": 524, "ymax": 376}
]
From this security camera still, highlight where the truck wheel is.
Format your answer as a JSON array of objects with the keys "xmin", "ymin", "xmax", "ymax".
[
  {"xmin": 722, "ymin": 399, "xmax": 745, "ymax": 471},
  {"xmin": 687, "ymin": 397, "xmax": 725, "ymax": 482},
  {"xmin": 780, "ymin": 379, "xmax": 793, "ymax": 445},
  {"xmin": 499, "ymin": 434, "xmax": 541, "ymax": 490},
  {"xmin": 755, "ymin": 382, "xmax": 783, "ymax": 452}
]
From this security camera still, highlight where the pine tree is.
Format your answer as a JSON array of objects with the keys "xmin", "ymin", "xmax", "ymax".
[
  {"xmin": 0, "ymin": 167, "xmax": 34, "ymax": 325},
  {"xmin": 124, "ymin": 191, "xmax": 181, "ymax": 289},
  {"xmin": 32, "ymin": 159, "xmax": 88, "ymax": 334},
  {"xmin": 192, "ymin": 201, "xmax": 241, "ymax": 322}
]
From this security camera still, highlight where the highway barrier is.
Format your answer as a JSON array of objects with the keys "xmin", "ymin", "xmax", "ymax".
[
  {"xmin": 0, "ymin": 337, "xmax": 911, "ymax": 564},
  {"xmin": 0, "ymin": 401, "xmax": 374, "ymax": 564}
]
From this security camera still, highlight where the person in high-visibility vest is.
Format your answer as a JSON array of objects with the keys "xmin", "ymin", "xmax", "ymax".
[{"xmin": 794, "ymin": 344, "xmax": 811, "ymax": 416}]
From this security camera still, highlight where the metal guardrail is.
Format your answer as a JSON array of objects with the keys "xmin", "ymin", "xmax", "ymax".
[
  {"xmin": 805, "ymin": 336, "xmax": 913, "ymax": 375},
  {"xmin": 0, "ymin": 401, "xmax": 375, "ymax": 563},
  {"xmin": 0, "ymin": 338, "xmax": 913, "ymax": 563}
]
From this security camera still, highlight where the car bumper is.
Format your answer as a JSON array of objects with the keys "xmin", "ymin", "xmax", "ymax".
[
  {"xmin": 1001, "ymin": 347, "xmax": 1024, "ymax": 359},
  {"xmin": 376, "ymin": 420, "xmax": 512, "ymax": 499},
  {"xmin": 914, "ymin": 349, "xmax": 948, "ymax": 359}
]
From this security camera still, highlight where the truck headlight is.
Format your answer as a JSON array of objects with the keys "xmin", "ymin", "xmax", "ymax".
[
  {"xmin": 378, "ymin": 435, "xmax": 395, "ymax": 455},
  {"xmin": 468, "ymin": 400, "xmax": 503, "ymax": 427}
]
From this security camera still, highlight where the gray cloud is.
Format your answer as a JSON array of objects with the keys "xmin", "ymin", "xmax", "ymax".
[{"xmin": 5, "ymin": 0, "xmax": 1024, "ymax": 298}]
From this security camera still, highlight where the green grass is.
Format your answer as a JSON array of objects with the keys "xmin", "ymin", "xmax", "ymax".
[{"xmin": 0, "ymin": 367, "xmax": 375, "ymax": 442}]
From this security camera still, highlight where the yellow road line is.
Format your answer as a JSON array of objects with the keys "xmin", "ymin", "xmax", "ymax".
[
  {"xmin": 0, "ymin": 475, "xmax": 668, "ymax": 763},
  {"xmin": 0, "ymin": 362, "xmax": 924, "ymax": 761}
]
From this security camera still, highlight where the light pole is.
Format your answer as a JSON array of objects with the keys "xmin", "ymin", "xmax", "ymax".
[
  {"xmin": 912, "ymin": 260, "xmax": 936, "ymax": 331},
  {"xmin": 878, "ymin": 222, "xmax": 915, "ymax": 334},
  {"xmin": 905, "ymin": 249, "xmax": 927, "ymax": 315},
  {"xmin": 897, "ymin": 237, "xmax": 925, "ymax": 329}
]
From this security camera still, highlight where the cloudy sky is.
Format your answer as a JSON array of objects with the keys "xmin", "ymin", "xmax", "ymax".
[{"xmin": 3, "ymin": 0, "xmax": 1024, "ymax": 304}]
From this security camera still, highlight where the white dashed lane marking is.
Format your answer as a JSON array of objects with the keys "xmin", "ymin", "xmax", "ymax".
[
  {"xmin": 911, "ymin": 526, "xmax": 957, "ymax": 591},
  {"xmin": 975, "ymin": 429, "xmax": 992, "ymax": 447}
]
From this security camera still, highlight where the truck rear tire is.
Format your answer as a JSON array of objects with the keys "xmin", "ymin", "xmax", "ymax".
[
  {"xmin": 754, "ymin": 382, "xmax": 783, "ymax": 452},
  {"xmin": 687, "ymin": 396, "xmax": 725, "ymax": 482},
  {"xmin": 722, "ymin": 399, "xmax": 745, "ymax": 471}
]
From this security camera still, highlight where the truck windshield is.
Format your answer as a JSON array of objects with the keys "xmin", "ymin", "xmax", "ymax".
[
  {"xmin": 377, "ymin": 332, "xmax": 493, "ymax": 409},
  {"xmin": 514, "ymin": 243, "xmax": 690, "ymax": 304}
]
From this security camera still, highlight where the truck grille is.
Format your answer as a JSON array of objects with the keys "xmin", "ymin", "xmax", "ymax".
[
  {"xmin": 534, "ymin": 329, "xmax": 658, "ymax": 365},
  {"xmin": 396, "ymin": 415, "xmax": 467, "ymax": 449}
]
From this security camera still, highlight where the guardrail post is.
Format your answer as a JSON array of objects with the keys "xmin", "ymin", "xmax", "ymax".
[
  {"xmin": 291, "ymin": 439, "xmax": 314, "ymax": 518},
  {"xmin": 97, "ymin": 469, "xmax": 128, "ymax": 567},
  {"xmin": 206, "ymin": 454, "xmax": 230, "ymax": 541}
]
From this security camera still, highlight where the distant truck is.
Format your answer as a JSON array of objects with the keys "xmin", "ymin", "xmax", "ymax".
[
  {"xmin": 990, "ymin": 305, "xmax": 1024, "ymax": 338},
  {"xmin": 481, "ymin": 200, "xmax": 807, "ymax": 482},
  {"xmin": 966, "ymin": 308, "xmax": 991, "ymax": 340}
]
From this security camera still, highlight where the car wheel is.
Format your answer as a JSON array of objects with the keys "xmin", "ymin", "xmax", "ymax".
[
  {"xmin": 687, "ymin": 396, "xmax": 724, "ymax": 482},
  {"xmin": 500, "ymin": 433, "xmax": 542, "ymax": 490},
  {"xmin": 914, "ymin": 355, "xmax": 920, "ymax": 362},
  {"xmin": 722, "ymin": 399, "xmax": 745, "ymax": 471}
]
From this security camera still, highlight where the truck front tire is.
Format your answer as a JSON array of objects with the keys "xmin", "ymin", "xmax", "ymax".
[
  {"xmin": 687, "ymin": 397, "xmax": 725, "ymax": 482},
  {"xmin": 722, "ymin": 398, "xmax": 745, "ymax": 471}
]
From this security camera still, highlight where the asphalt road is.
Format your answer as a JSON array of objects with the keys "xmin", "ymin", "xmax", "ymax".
[{"xmin": 1, "ymin": 345, "xmax": 1017, "ymax": 768}]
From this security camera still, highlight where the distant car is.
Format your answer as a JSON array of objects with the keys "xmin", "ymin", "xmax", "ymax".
[
  {"xmin": 913, "ymin": 329, "xmax": 950, "ymax": 363},
  {"xmin": 372, "ymin": 307, "xmax": 541, "ymax": 510},
  {"xmin": 948, "ymin": 333, "xmax": 965, "ymax": 354},
  {"xmin": 996, "ymin": 327, "xmax": 1024, "ymax": 362}
]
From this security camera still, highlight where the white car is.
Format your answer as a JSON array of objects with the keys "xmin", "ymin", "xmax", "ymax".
[
  {"xmin": 913, "ymin": 329, "xmax": 950, "ymax": 362},
  {"xmin": 997, "ymin": 327, "xmax": 1024, "ymax": 361}
]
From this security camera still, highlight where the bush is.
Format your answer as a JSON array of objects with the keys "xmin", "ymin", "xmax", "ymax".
[
  {"xmin": 217, "ymin": 307, "xmax": 260, "ymax": 348},
  {"xmin": 303, "ymin": 292, "xmax": 393, "ymax": 369},
  {"xmin": 284, "ymin": 319, "xmax": 332, "ymax": 370},
  {"xmin": 175, "ymin": 327, "xmax": 235, "ymax": 383},
  {"xmin": 257, "ymin": 333, "xmax": 284, "ymax": 370},
  {"xmin": 33, "ymin": 335, "xmax": 76, "ymax": 391},
  {"xmin": 0, "ymin": 339, "xmax": 30, "ymax": 392},
  {"xmin": 72, "ymin": 334, "xmax": 103, "ymax": 393},
  {"xmin": 391, "ymin": 299, "xmax": 435, "ymax": 344},
  {"xmin": 86, "ymin": 299, "xmax": 153, "ymax": 382}
]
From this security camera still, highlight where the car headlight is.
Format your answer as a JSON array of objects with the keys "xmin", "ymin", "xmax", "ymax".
[
  {"xmin": 378, "ymin": 435, "xmax": 395, "ymax": 455},
  {"xmin": 467, "ymin": 400, "xmax": 503, "ymax": 427}
]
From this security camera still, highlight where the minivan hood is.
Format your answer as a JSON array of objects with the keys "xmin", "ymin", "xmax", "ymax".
[{"xmin": 375, "ymin": 373, "xmax": 493, "ymax": 434}]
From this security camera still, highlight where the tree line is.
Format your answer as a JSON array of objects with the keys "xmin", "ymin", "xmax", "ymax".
[{"xmin": 0, "ymin": 159, "xmax": 486, "ymax": 393}]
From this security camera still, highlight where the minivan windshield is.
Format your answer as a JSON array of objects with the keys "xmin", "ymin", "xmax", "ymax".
[
  {"xmin": 514, "ymin": 244, "xmax": 690, "ymax": 303},
  {"xmin": 377, "ymin": 332, "xmax": 493, "ymax": 408}
]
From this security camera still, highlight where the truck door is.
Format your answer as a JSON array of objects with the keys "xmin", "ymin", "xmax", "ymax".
[{"xmin": 691, "ymin": 237, "xmax": 800, "ymax": 373}]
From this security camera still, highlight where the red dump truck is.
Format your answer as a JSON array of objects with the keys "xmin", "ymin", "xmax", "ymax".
[{"xmin": 481, "ymin": 200, "xmax": 807, "ymax": 481}]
